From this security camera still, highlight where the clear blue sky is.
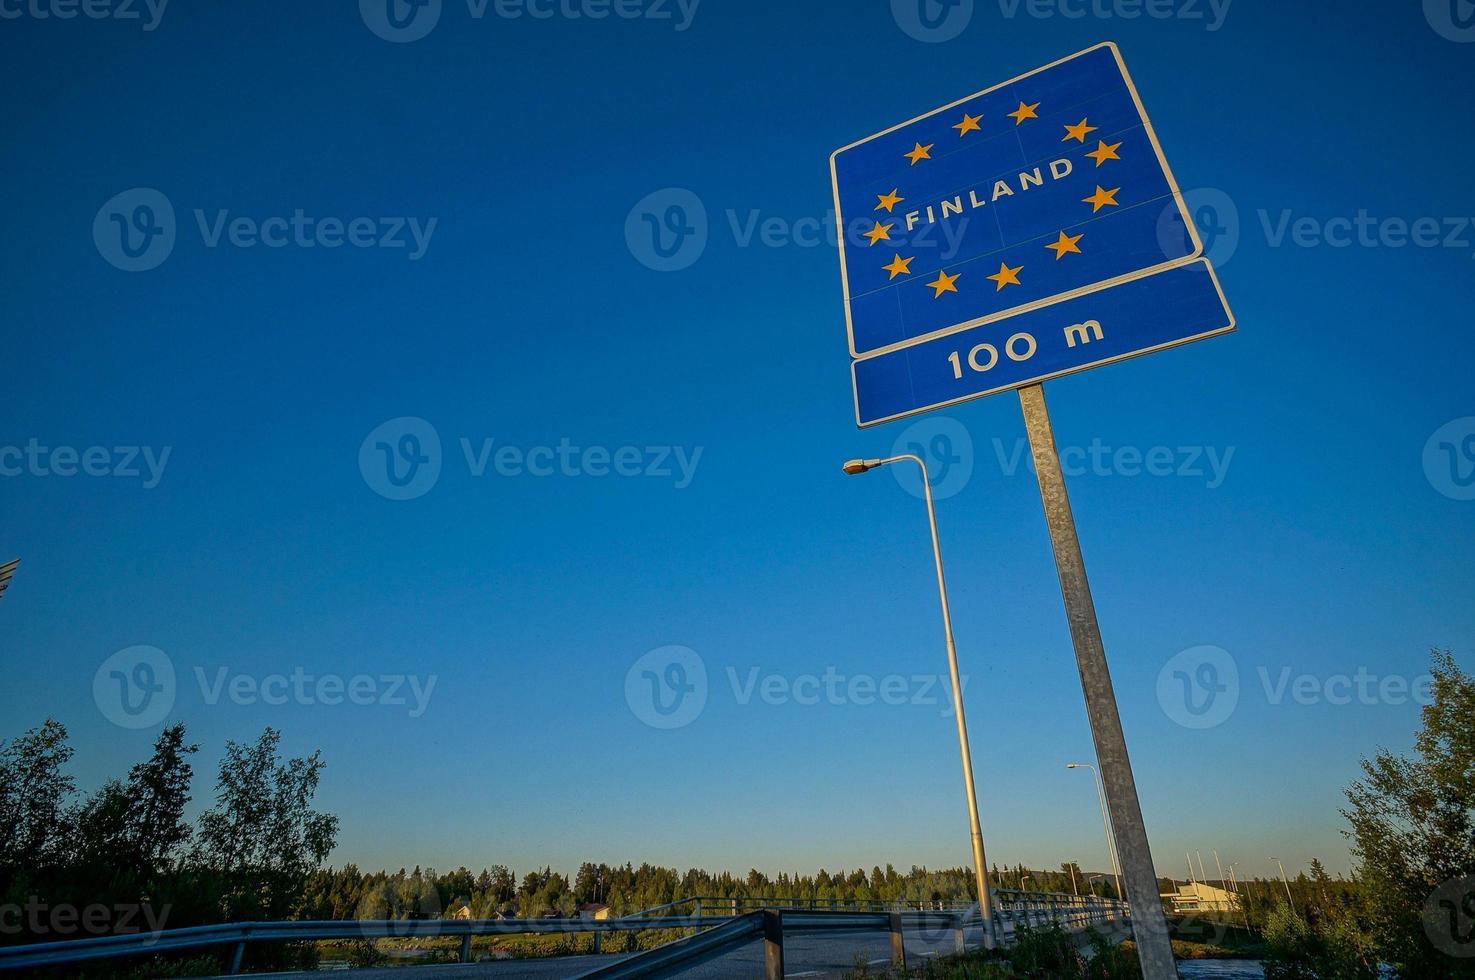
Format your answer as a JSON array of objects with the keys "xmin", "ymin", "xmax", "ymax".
[{"xmin": 2, "ymin": 0, "xmax": 1473, "ymax": 885}]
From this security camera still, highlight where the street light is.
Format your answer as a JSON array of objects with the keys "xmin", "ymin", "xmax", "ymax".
[
  {"xmin": 1269, "ymin": 857, "xmax": 1296, "ymax": 913},
  {"xmin": 842, "ymin": 455, "xmax": 997, "ymax": 948},
  {"xmin": 1225, "ymin": 864, "xmax": 1251, "ymax": 930},
  {"xmin": 1066, "ymin": 761, "xmax": 1123, "ymax": 901}
]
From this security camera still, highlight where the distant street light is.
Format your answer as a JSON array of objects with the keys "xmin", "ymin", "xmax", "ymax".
[
  {"xmin": 1225, "ymin": 864, "xmax": 1252, "ymax": 930},
  {"xmin": 0, "ymin": 559, "xmax": 18, "ymax": 601},
  {"xmin": 842, "ymin": 455, "xmax": 997, "ymax": 948},
  {"xmin": 1087, "ymin": 874, "xmax": 1104, "ymax": 899},
  {"xmin": 1269, "ymin": 857, "xmax": 1296, "ymax": 913},
  {"xmin": 1066, "ymin": 761, "xmax": 1123, "ymax": 901}
]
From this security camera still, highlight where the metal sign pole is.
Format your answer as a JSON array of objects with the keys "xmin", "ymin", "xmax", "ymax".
[{"xmin": 1017, "ymin": 383, "xmax": 1176, "ymax": 979}]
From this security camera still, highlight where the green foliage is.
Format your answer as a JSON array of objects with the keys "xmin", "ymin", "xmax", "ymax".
[
  {"xmin": 1007, "ymin": 922, "xmax": 1085, "ymax": 977},
  {"xmin": 195, "ymin": 727, "xmax": 339, "ymax": 923},
  {"xmin": 842, "ymin": 928, "xmax": 1137, "ymax": 980},
  {"xmin": 1082, "ymin": 929, "xmax": 1142, "ymax": 979},
  {"xmin": 345, "ymin": 938, "xmax": 387, "ymax": 967},
  {"xmin": 1342, "ymin": 648, "xmax": 1475, "ymax": 977},
  {"xmin": 73, "ymin": 724, "xmax": 197, "ymax": 891},
  {"xmin": 354, "ymin": 865, "xmax": 442, "ymax": 920},
  {"xmin": 1262, "ymin": 904, "xmax": 1378, "ymax": 980},
  {"xmin": 0, "ymin": 719, "xmax": 340, "ymax": 978},
  {"xmin": 13, "ymin": 953, "xmax": 225, "ymax": 980},
  {"xmin": 0, "ymin": 719, "xmax": 75, "ymax": 882}
]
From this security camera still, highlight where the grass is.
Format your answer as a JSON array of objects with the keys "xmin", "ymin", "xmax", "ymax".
[
  {"xmin": 843, "ymin": 924, "xmax": 1143, "ymax": 979},
  {"xmin": 314, "ymin": 926, "xmax": 691, "ymax": 966},
  {"xmin": 1162, "ymin": 914, "xmax": 1268, "ymax": 959}
]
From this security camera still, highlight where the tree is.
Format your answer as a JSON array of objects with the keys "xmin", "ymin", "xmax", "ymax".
[
  {"xmin": 1263, "ymin": 903, "xmax": 1378, "ymax": 980},
  {"xmin": 124, "ymin": 723, "xmax": 197, "ymax": 879},
  {"xmin": 0, "ymin": 719, "xmax": 75, "ymax": 887},
  {"xmin": 1308, "ymin": 858, "xmax": 1332, "ymax": 911},
  {"xmin": 194, "ymin": 728, "xmax": 339, "ymax": 921},
  {"xmin": 488, "ymin": 865, "xmax": 516, "ymax": 906},
  {"xmin": 1342, "ymin": 649, "xmax": 1475, "ymax": 977},
  {"xmin": 75, "ymin": 724, "xmax": 197, "ymax": 889}
]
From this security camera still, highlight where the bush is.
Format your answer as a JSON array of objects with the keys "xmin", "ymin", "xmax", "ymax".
[
  {"xmin": 1263, "ymin": 904, "xmax": 1378, "ymax": 980},
  {"xmin": 1083, "ymin": 929, "xmax": 1142, "ymax": 979},
  {"xmin": 1008, "ymin": 922, "xmax": 1084, "ymax": 977}
]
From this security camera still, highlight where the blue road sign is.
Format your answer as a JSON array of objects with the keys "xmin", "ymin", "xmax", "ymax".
[
  {"xmin": 852, "ymin": 259, "xmax": 1233, "ymax": 427},
  {"xmin": 830, "ymin": 42, "xmax": 1208, "ymax": 362}
]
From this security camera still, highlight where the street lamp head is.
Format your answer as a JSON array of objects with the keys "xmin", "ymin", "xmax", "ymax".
[
  {"xmin": 1066, "ymin": 762, "xmax": 1080, "ymax": 769},
  {"xmin": 842, "ymin": 459, "xmax": 878, "ymax": 475}
]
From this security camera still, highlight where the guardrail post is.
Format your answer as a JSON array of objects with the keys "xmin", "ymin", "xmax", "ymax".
[
  {"xmin": 730, "ymin": 898, "xmax": 739, "ymax": 917},
  {"xmin": 763, "ymin": 910, "xmax": 784, "ymax": 980},
  {"xmin": 888, "ymin": 912, "xmax": 907, "ymax": 970},
  {"xmin": 228, "ymin": 941, "xmax": 246, "ymax": 975},
  {"xmin": 953, "ymin": 912, "xmax": 966, "ymax": 954},
  {"xmin": 593, "ymin": 929, "xmax": 603, "ymax": 954},
  {"xmin": 459, "ymin": 934, "xmax": 472, "ymax": 963}
]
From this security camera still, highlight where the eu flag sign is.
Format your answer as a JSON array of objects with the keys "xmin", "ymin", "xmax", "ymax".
[{"xmin": 831, "ymin": 43, "xmax": 1233, "ymax": 427}]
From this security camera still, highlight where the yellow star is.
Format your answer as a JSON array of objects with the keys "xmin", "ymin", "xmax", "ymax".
[
  {"xmin": 927, "ymin": 270, "xmax": 960, "ymax": 297},
  {"xmin": 986, "ymin": 262, "xmax": 1023, "ymax": 291},
  {"xmin": 875, "ymin": 189, "xmax": 905, "ymax": 212},
  {"xmin": 1008, "ymin": 101, "xmax": 1040, "ymax": 125},
  {"xmin": 904, "ymin": 142, "xmax": 934, "ymax": 165},
  {"xmin": 953, "ymin": 113, "xmax": 983, "ymax": 136},
  {"xmin": 1045, "ymin": 231, "xmax": 1084, "ymax": 259},
  {"xmin": 1086, "ymin": 140, "xmax": 1122, "ymax": 167},
  {"xmin": 1083, "ymin": 185, "xmax": 1120, "ymax": 213},
  {"xmin": 1062, "ymin": 118, "xmax": 1097, "ymax": 143},
  {"xmin": 864, "ymin": 221, "xmax": 894, "ymax": 246},
  {"xmin": 882, "ymin": 254, "xmax": 914, "ymax": 280}
]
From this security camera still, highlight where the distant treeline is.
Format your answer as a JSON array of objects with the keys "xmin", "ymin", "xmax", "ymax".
[{"xmin": 299, "ymin": 860, "xmax": 1121, "ymax": 922}]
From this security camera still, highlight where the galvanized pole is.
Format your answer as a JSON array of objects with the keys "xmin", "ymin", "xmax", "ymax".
[
  {"xmin": 844, "ymin": 453, "xmax": 999, "ymax": 949},
  {"xmin": 1071, "ymin": 761, "xmax": 1124, "ymax": 901},
  {"xmin": 910, "ymin": 454, "xmax": 999, "ymax": 950},
  {"xmin": 1271, "ymin": 858, "xmax": 1296, "ymax": 913},
  {"xmin": 1017, "ymin": 383, "xmax": 1176, "ymax": 980}
]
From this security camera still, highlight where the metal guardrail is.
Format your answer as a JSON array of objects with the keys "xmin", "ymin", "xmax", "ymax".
[
  {"xmin": 573, "ymin": 899, "xmax": 1130, "ymax": 980},
  {"xmin": 0, "ymin": 890, "xmax": 1128, "ymax": 975}
]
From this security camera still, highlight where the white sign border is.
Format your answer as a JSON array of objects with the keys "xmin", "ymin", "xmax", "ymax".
[{"xmin": 830, "ymin": 41, "xmax": 1207, "ymax": 362}]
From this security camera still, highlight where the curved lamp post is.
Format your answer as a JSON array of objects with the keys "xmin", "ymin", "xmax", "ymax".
[
  {"xmin": 1066, "ymin": 761, "xmax": 1123, "ymax": 901},
  {"xmin": 842, "ymin": 455, "xmax": 997, "ymax": 948}
]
